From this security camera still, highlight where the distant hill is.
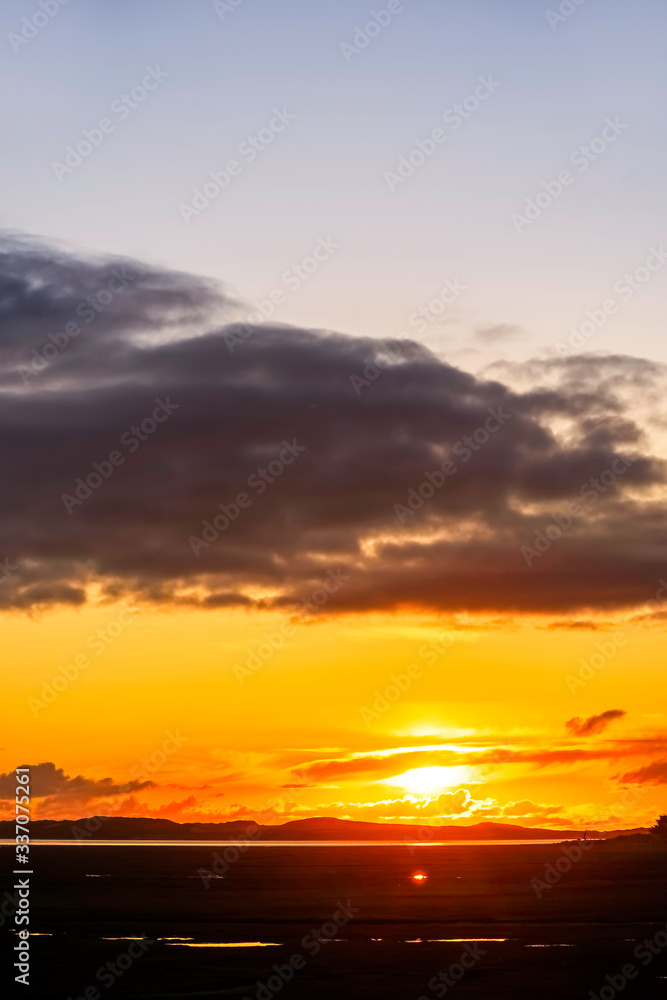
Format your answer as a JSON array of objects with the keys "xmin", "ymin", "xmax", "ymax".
[{"xmin": 0, "ymin": 815, "xmax": 649, "ymax": 842}]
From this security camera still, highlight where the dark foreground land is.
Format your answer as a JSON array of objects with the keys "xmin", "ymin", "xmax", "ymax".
[{"xmin": 2, "ymin": 840, "xmax": 667, "ymax": 999}]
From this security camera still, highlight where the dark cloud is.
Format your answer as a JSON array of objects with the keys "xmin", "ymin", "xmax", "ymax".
[
  {"xmin": 0, "ymin": 762, "xmax": 155, "ymax": 800},
  {"xmin": 1, "ymin": 235, "xmax": 666, "ymax": 615},
  {"xmin": 566, "ymin": 710, "xmax": 627, "ymax": 737},
  {"xmin": 617, "ymin": 760, "xmax": 667, "ymax": 785},
  {"xmin": 0, "ymin": 233, "xmax": 228, "ymax": 366}
]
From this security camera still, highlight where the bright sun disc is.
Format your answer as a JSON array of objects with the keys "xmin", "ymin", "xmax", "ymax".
[{"xmin": 386, "ymin": 765, "xmax": 470, "ymax": 793}]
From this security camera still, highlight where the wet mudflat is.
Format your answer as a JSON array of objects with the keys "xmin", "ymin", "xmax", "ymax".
[{"xmin": 3, "ymin": 840, "xmax": 666, "ymax": 999}]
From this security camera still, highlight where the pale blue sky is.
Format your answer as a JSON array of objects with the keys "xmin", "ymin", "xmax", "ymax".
[{"xmin": 2, "ymin": 0, "xmax": 665, "ymax": 367}]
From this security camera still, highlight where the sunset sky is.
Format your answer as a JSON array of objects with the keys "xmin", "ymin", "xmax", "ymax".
[{"xmin": 2, "ymin": 0, "xmax": 667, "ymax": 832}]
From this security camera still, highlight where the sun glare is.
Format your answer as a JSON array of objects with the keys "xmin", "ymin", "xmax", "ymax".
[{"xmin": 386, "ymin": 766, "xmax": 471, "ymax": 794}]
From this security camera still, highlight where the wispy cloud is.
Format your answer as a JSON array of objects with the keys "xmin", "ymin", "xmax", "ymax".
[{"xmin": 566, "ymin": 710, "xmax": 627, "ymax": 737}]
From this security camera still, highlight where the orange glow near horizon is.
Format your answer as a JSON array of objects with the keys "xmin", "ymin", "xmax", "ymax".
[{"xmin": 3, "ymin": 601, "xmax": 666, "ymax": 832}]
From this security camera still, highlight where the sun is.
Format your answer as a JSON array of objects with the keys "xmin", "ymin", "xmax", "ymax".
[{"xmin": 385, "ymin": 765, "xmax": 471, "ymax": 794}]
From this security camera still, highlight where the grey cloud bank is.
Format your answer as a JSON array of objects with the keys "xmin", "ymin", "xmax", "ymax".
[{"xmin": 0, "ymin": 235, "xmax": 665, "ymax": 617}]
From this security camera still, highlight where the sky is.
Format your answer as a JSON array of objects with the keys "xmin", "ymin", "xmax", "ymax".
[{"xmin": 1, "ymin": 0, "xmax": 667, "ymax": 832}]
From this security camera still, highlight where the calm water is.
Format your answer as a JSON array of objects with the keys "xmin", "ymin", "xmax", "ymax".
[{"xmin": 1, "ymin": 837, "xmax": 574, "ymax": 846}]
